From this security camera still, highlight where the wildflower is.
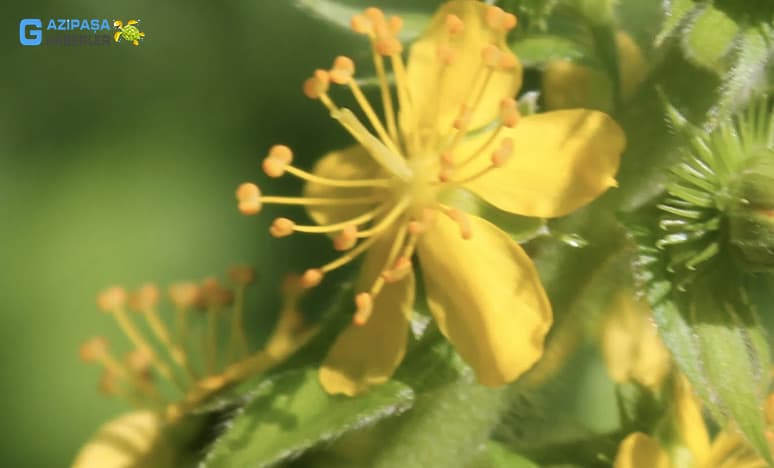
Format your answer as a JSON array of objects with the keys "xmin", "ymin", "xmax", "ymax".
[
  {"xmin": 237, "ymin": 1, "xmax": 625, "ymax": 396},
  {"xmin": 613, "ymin": 376, "xmax": 771, "ymax": 468},
  {"xmin": 601, "ymin": 291, "xmax": 671, "ymax": 389},
  {"xmin": 74, "ymin": 269, "xmax": 316, "ymax": 466}
]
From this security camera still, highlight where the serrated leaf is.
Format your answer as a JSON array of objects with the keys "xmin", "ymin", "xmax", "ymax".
[
  {"xmin": 292, "ymin": 0, "xmax": 431, "ymax": 41},
  {"xmin": 681, "ymin": 5, "xmax": 739, "ymax": 73},
  {"xmin": 510, "ymin": 35, "xmax": 591, "ymax": 67},
  {"xmin": 201, "ymin": 368, "xmax": 414, "ymax": 468},
  {"xmin": 656, "ymin": 0, "xmax": 698, "ymax": 45}
]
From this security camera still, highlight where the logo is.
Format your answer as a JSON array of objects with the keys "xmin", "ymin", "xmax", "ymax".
[
  {"xmin": 113, "ymin": 20, "xmax": 145, "ymax": 46},
  {"xmin": 19, "ymin": 18, "xmax": 42, "ymax": 46},
  {"xmin": 18, "ymin": 18, "xmax": 145, "ymax": 47}
]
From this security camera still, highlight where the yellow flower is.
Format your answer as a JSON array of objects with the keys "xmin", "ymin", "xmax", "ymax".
[
  {"xmin": 601, "ymin": 291, "xmax": 671, "ymax": 389},
  {"xmin": 542, "ymin": 32, "xmax": 648, "ymax": 111},
  {"xmin": 72, "ymin": 411, "xmax": 172, "ymax": 468},
  {"xmin": 614, "ymin": 376, "xmax": 769, "ymax": 468},
  {"xmin": 237, "ymin": 1, "xmax": 626, "ymax": 396}
]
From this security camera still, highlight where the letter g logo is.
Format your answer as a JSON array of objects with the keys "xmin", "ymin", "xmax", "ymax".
[{"xmin": 20, "ymin": 19, "xmax": 42, "ymax": 46}]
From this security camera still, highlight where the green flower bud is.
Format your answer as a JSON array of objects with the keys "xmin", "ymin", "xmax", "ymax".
[{"xmin": 728, "ymin": 153, "xmax": 774, "ymax": 271}]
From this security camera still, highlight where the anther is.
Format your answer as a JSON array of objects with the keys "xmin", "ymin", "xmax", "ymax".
[
  {"xmin": 300, "ymin": 269, "xmax": 324, "ymax": 288},
  {"xmin": 169, "ymin": 282, "xmax": 200, "ymax": 308},
  {"xmin": 330, "ymin": 56, "xmax": 355, "ymax": 84},
  {"xmin": 333, "ymin": 225, "xmax": 358, "ymax": 251},
  {"xmin": 262, "ymin": 144, "xmax": 294, "ymax": 178},
  {"xmin": 447, "ymin": 208, "xmax": 473, "ymax": 239},
  {"xmin": 436, "ymin": 43, "xmax": 457, "ymax": 65},
  {"xmin": 439, "ymin": 166, "xmax": 454, "ymax": 183},
  {"xmin": 453, "ymin": 105, "xmax": 472, "ymax": 130},
  {"xmin": 200, "ymin": 277, "xmax": 233, "ymax": 308},
  {"xmin": 270, "ymin": 217, "xmax": 295, "ymax": 238},
  {"xmin": 407, "ymin": 220, "xmax": 425, "ymax": 235},
  {"xmin": 441, "ymin": 152, "xmax": 455, "ymax": 167},
  {"xmin": 129, "ymin": 283, "xmax": 159, "ymax": 311},
  {"xmin": 498, "ymin": 52, "xmax": 518, "ymax": 70},
  {"xmin": 126, "ymin": 348, "xmax": 153, "ymax": 378},
  {"xmin": 236, "ymin": 182, "xmax": 262, "ymax": 215},
  {"xmin": 388, "ymin": 16, "xmax": 404, "ymax": 35},
  {"xmin": 445, "ymin": 14, "xmax": 464, "ymax": 35},
  {"xmin": 482, "ymin": 45, "xmax": 502, "ymax": 68},
  {"xmin": 80, "ymin": 337, "xmax": 109, "ymax": 362},
  {"xmin": 303, "ymin": 69, "xmax": 331, "ymax": 99},
  {"xmin": 500, "ymin": 98, "xmax": 521, "ymax": 127},
  {"xmin": 364, "ymin": 7, "xmax": 385, "ymax": 24},
  {"xmin": 229, "ymin": 265, "xmax": 256, "ymax": 285},
  {"xmin": 485, "ymin": 6, "xmax": 505, "ymax": 29},
  {"xmin": 376, "ymin": 37, "xmax": 403, "ymax": 56},
  {"xmin": 99, "ymin": 371, "xmax": 118, "ymax": 396},
  {"xmin": 382, "ymin": 256, "xmax": 412, "ymax": 283},
  {"xmin": 351, "ymin": 14, "xmax": 370, "ymax": 34},
  {"xmin": 97, "ymin": 286, "xmax": 127, "ymax": 312},
  {"xmin": 353, "ymin": 292, "xmax": 373, "ymax": 326},
  {"xmin": 491, "ymin": 137, "xmax": 514, "ymax": 167}
]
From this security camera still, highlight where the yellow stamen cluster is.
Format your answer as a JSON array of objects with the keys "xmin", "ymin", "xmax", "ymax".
[
  {"xmin": 81, "ymin": 267, "xmax": 316, "ymax": 422},
  {"xmin": 237, "ymin": 6, "xmax": 522, "ymax": 328}
]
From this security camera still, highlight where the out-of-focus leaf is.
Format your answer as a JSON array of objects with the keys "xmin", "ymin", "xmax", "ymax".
[
  {"xmin": 656, "ymin": 0, "xmax": 697, "ymax": 45},
  {"xmin": 510, "ymin": 35, "xmax": 591, "ymax": 67},
  {"xmin": 681, "ymin": 5, "xmax": 738, "ymax": 73},
  {"xmin": 478, "ymin": 441, "xmax": 540, "ymax": 468},
  {"xmin": 201, "ymin": 368, "xmax": 414, "ymax": 468},
  {"xmin": 292, "ymin": 0, "xmax": 431, "ymax": 41},
  {"xmin": 715, "ymin": 26, "xmax": 773, "ymax": 119}
]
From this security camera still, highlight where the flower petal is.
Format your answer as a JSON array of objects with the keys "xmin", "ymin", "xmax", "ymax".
[
  {"xmin": 72, "ymin": 411, "xmax": 172, "ymax": 468},
  {"xmin": 319, "ymin": 276, "xmax": 414, "ymax": 396},
  {"xmin": 674, "ymin": 375, "xmax": 711, "ymax": 464},
  {"xmin": 461, "ymin": 109, "xmax": 626, "ymax": 218},
  {"xmin": 303, "ymin": 144, "xmax": 383, "ymax": 226},
  {"xmin": 417, "ymin": 213, "xmax": 552, "ymax": 386},
  {"xmin": 404, "ymin": 0, "xmax": 522, "ymax": 138},
  {"xmin": 613, "ymin": 433, "xmax": 670, "ymax": 468},
  {"xmin": 319, "ymin": 230, "xmax": 414, "ymax": 396}
]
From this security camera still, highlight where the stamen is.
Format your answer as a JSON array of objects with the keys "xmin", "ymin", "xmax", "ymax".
[
  {"xmin": 169, "ymin": 282, "xmax": 199, "ymax": 360},
  {"xmin": 500, "ymin": 97, "xmax": 521, "ymax": 128},
  {"xmin": 351, "ymin": 14, "xmax": 370, "ymax": 34},
  {"xmin": 330, "ymin": 55, "xmax": 402, "ymax": 155},
  {"xmin": 302, "ymin": 69, "xmax": 330, "ymax": 100},
  {"xmin": 443, "ymin": 207, "xmax": 473, "ymax": 239},
  {"xmin": 491, "ymin": 137, "xmax": 514, "ymax": 167},
  {"xmin": 200, "ymin": 277, "xmax": 231, "ymax": 375},
  {"xmin": 236, "ymin": 183, "xmax": 261, "ymax": 215},
  {"xmin": 353, "ymin": 293, "xmax": 373, "ymax": 326},
  {"xmin": 436, "ymin": 43, "xmax": 457, "ymax": 65},
  {"xmin": 300, "ymin": 269, "xmax": 324, "ymax": 288},
  {"xmin": 285, "ymin": 203, "xmax": 387, "ymax": 235},
  {"xmin": 445, "ymin": 14, "xmax": 464, "ymax": 35},
  {"xmin": 388, "ymin": 16, "xmax": 403, "ymax": 35},
  {"xmin": 381, "ymin": 256, "xmax": 412, "ymax": 283},
  {"xmin": 270, "ymin": 218, "xmax": 295, "ymax": 238},
  {"xmin": 485, "ymin": 6, "xmax": 518, "ymax": 33},
  {"xmin": 262, "ymin": 145, "xmax": 294, "ymax": 178},
  {"xmin": 228, "ymin": 265, "xmax": 255, "ymax": 360},
  {"xmin": 259, "ymin": 193, "xmax": 385, "ymax": 206},
  {"xmin": 333, "ymin": 225, "xmax": 359, "ymax": 251},
  {"xmin": 356, "ymin": 196, "xmax": 410, "ymax": 238}
]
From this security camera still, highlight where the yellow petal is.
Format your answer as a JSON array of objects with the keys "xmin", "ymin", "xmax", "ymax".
[
  {"xmin": 303, "ymin": 144, "xmax": 383, "ymax": 226},
  {"xmin": 417, "ymin": 213, "xmax": 552, "ymax": 386},
  {"xmin": 319, "ymin": 230, "xmax": 414, "ymax": 396},
  {"xmin": 673, "ymin": 375, "xmax": 712, "ymax": 464},
  {"xmin": 614, "ymin": 433, "xmax": 671, "ymax": 468},
  {"xmin": 72, "ymin": 411, "xmax": 172, "ymax": 468},
  {"xmin": 461, "ymin": 109, "xmax": 626, "ymax": 218},
  {"xmin": 403, "ymin": 0, "xmax": 522, "ymax": 138}
]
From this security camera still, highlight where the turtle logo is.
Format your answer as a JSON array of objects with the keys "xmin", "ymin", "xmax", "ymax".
[{"xmin": 113, "ymin": 19, "xmax": 145, "ymax": 46}]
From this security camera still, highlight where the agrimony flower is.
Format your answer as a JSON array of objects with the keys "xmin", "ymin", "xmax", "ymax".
[{"xmin": 237, "ymin": 1, "xmax": 625, "ymax": 396}]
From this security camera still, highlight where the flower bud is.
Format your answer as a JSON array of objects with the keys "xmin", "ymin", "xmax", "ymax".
[{"xmin": 728, "ymin": 153, "xmax": 774, "ymax": 271}]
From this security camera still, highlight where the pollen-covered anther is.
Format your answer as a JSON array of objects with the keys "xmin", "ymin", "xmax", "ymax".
[
  {"xmin": 97, "ymin": 286, "xmax": 127, "ymax": 312},
  {"xmin": 330, "ymin": 56, "xmax": 355, "ymax": 85},
  {"xmin": 388, "ymin": 16, "xmax": 404, "ymax": 35},
  {"xmin": 382, "ymin": 256, "xmax": 412, "ymax": 283},
  {"xmin": 200, "ymin": 277, "xmax": 233, "ymax": 308},
  {"xmin": 445, "ymin": 14, "xmax": 464, "ymax": 35},
  {"xmin": 98, "ymin": 371, "xmax": 118, "ymax": 396},
  {"xmin": 229, "ymin": 265, "xmax": 256, "ymax": 285},
  {"xmin": 236, "ymin": 182, "xmax": 262, "ymax": 215},
  {"xmin": 300, "ymin": 269, "xmax": 323, "ymax": 288},
  {"xmin": 500, "ymin": 98, "xmax": 521, "ymax": 127},
  {"xmin": 376, "ymin": 36, "xmax": 403, "ymax": 56},
  {"xmin": 129, "ymin": 283, "xmax": 160, "ymax": 311},
  {"xmin": 485, "ymin": 6, "xmax": 518, "ymax": 32},
  {"xmin": 364, "ymin": 7, "xmax": 385, "ymax": 24},
  {"xmin": 262, "ymin": 144, "xmax": 294, "ymax": 178},
  {"xmin": 80, "ymin": 337, "xmax": 108, "ymax": 362},
  {"xmin": 447, "ymin": 208, "xmax": 473, "ymax": 239},
  {"xmin": 333, "ymin": 225, "xmax": 358, "ymax": 251},
  {"xmin": 303, "ymin": 69, "xmax": 331, "ymax": 99},
  {"xmin": 438, "ymin": 166, "xmax": 454, "ymax": 183},
  {"xmin": 482, "ymin": 45, "xmax": 502, "ymax": 68},
  {"xmin": 436, "ymin": 43, "xmax": 457, "ymax": 65},
  {"xmin": 491, "ymin": 137, "xmax": 514, "ymax": 167},
  {"xmin": 126, "ymin": 348, "xmax": 153, "ymax": 377},
  {"xmin": 353, "ymin": 292, "xmax": 373, "ymax": 326},
  {"xmin": 498, "ymin": 52, "xmax": 518, "ymax": 70},
  {"xmin": 453, "ymin": 105, "xmax": 472, "ymax": 130},
  {"xmin": 169, "ymin": 282, "xmax": 200, "ymax": 308},
  {"xmin": 351, "ymin": 14, "xmax": 371, "ymax": 34},
  {"xmin": 270, "ymin": 217, "xmax": 295, "ymax": 238},
  {"xmin": 440, "ymin": 151, "xmax": 455, "ymax": 167}
]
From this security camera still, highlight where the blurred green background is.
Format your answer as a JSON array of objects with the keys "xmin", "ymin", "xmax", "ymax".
[{"xmin": 0, "ymin": 1, "xmax": 389, "ymax": 465}]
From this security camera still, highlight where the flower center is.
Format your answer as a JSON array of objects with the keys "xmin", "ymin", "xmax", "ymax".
[{"xmin": 236, "ymin": 5, "xmax": 521, "ymax": 327}]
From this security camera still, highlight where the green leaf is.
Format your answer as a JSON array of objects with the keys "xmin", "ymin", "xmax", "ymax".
[
  {"xmin": 509, "ymin": 35, "xmax": 591, "ymax": 67},
  {"xmin": 292, "ymin": 0, "xmax": 432, "ymax": 41},
  {"xmin": 202, "ymin": 368, "xmax": 415, "ymax": 468},
  {"xmin": 478, "ymin": 441, "xmax": 540, "ymax": 468},
  {"xmin": 681, "ymin": 4, "xmax": 739, "ymax": 73},
  {"xmin": 715, "ymin": 26, "xmax": 773, "ymax": 118},
  {"xmin": 656, "ymin": 0, "xmax": 698, "ymax": 45}
]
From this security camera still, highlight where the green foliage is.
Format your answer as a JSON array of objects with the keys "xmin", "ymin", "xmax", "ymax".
[{"xmin": 202, "ymin": 369, "xmax": 415, "ymax": 468}]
